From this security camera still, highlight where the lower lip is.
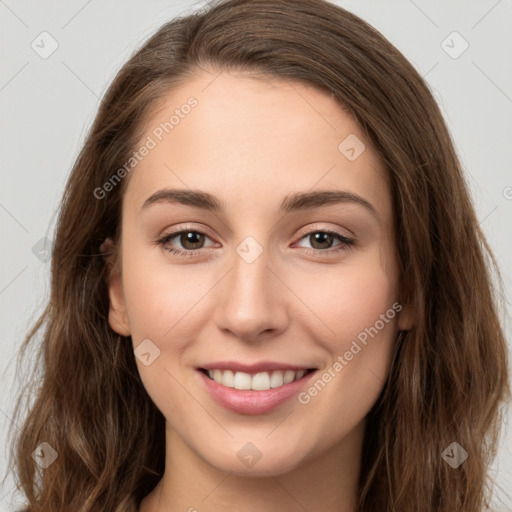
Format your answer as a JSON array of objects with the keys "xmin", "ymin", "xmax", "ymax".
[{"xmin": 198, "ymin": 370, "xmax": 316, "ymax": 415}]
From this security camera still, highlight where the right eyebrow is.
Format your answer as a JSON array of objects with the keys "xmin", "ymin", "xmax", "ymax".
[{"xmin": 141, "ymin": 188, "xmax": 224, "ymax": 213}]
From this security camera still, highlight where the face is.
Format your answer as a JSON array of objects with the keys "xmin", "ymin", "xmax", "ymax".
[{"xmin": 107, "ymin": 70, "xmax": 414, "ymax": 476}]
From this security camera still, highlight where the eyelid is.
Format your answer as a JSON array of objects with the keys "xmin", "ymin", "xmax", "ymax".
[
  {"xmin": 159, "ymin": 223, "xmax": 218, "ymax": 242},
  {"xmin": 293, "ymin": 222, "xmax": 355, "ymax": 242},
  {"xmin": 158, "ymin": 223, "xmax": 354, "ymax": 246}
]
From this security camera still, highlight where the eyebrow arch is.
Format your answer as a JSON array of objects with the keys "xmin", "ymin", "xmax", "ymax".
[{"xmin": 141, "ymin": 188, "xmax": 379, "ymax": 219}]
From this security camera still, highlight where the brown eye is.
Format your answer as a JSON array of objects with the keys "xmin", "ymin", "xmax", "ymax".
[
  {"xmin": 295, "ymin": 230, "xmax": 354, "ymax": 254},
  {"xmin": 177, "ymin": 231, "xmax": 206, "ymax": 250},
  {"xmin": 308, "ymin": 232, "xmax": 335, "ymax": 250},
  {"xmin": 157, "ymin": 228, "xmax": 217, "ymax": 257}
]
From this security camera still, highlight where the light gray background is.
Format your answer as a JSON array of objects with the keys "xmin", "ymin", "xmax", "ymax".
[{"xmin": 1, "ymin": 0, "xmax": 511, "ymax": 510}]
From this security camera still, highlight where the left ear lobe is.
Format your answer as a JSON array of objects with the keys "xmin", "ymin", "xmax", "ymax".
[{"xmin": 101, "ymin": 238, "xmax": 131, "ymax": 336}]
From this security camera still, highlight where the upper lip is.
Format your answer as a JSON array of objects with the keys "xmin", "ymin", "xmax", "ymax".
[{"xmin": 198, "ymin": 361, "xmax": 316, "ymax": 374}]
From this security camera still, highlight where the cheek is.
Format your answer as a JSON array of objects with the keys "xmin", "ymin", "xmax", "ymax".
[
  {"xmin": 293, "ymin": 248, "xmax": 399, "ymax": 422},
  {"xmin": 293, "ymin": 244, "xmax": 399, "ymax": 349},
  {"xmin": 120, "ymin": 241, "xmax": 207, "ymax": 342},
  {"xmin": 120, "ymin": 250, "xmax": 203, "ymax": 420}
]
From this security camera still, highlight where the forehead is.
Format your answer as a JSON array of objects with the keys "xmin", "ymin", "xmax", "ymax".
[{"xmin": 124, "ymin": 70, "xmax": 391, "ymax": 223}]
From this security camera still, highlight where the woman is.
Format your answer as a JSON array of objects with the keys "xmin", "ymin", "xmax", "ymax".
[{"xmin": 7, "ymin": 0, "xmax": 509, "ymax": 510}]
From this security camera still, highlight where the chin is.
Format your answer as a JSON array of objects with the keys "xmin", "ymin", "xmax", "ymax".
[{"xmin": 195, "ymin": 433, "xmax": 311, "ymax": 476}]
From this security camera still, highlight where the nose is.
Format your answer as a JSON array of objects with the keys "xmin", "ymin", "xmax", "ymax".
[{"xmin": 214, "ymin": 243, "xmax": 289, "ymax": 343}]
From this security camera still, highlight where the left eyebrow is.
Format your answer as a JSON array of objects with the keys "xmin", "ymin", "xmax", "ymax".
[
  {"xmin": 280, "ymin": 190, "xmax": 379, "ymax": 220},
  {"xmin": 140, "ymin": 188, "xmax": 379, "ymax": 220}
]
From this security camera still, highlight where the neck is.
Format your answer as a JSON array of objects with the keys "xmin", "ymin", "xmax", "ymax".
[{"xmin": 140, "ymin": 421, "xmax": 364, "ymax": 512}]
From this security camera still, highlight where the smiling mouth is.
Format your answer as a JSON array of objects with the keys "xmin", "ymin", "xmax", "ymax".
[{"xmin": 199, "ymin": 368, "xmax": 316, "ymax": 391}]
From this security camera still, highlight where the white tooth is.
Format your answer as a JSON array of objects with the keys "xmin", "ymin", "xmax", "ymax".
[
  {"xmin": 252, "ymin": 372, "xmax": 271, "ymax": 391},
  {"xmin": 233, "ymin": 371, "xmax": 252, "ymax": 390},
  {"xmin": 221, "ymin": 369, "xmax": 235, "ymax": 388},
  {"xmin": 270, "ymin": 370, "xmax": 284, "ymax": 388},
  {"xmin": 209, "ymin": 368, "xmax": 304, "ymax": 390},
  {"xmin": 283, "ymin": 370, "xmax": 295, "ymax": 384}
]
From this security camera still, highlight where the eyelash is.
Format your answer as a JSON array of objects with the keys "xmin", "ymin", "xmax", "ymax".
[{"xmin": 156, "ymin": 225, "xmax": 355, "ymax": 258}]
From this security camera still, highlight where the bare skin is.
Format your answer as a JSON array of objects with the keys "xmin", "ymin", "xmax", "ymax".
[{"xmin": 106, "ymin": 69, "xmax": 415, "ymax": 512}]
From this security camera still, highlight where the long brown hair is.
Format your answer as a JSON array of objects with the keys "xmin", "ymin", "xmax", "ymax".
[{"xmin": 6, "ymin": 0, "xmax": 509, "ymax": 510}]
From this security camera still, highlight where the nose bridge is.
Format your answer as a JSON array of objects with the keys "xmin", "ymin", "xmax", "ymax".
[{"xmin": 215, "ymin": 235, "xmax": 287, "ymax": 340}]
